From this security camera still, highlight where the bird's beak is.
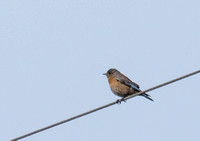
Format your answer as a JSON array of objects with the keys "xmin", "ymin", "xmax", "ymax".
[{"xmin": 103, "ymin": 73, "xmax": 106, "ymax": 75}]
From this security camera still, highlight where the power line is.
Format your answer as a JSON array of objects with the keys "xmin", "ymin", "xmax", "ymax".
[{"xmin": 11, "ymin": 70, "xmax": 200, "ymax": 141}]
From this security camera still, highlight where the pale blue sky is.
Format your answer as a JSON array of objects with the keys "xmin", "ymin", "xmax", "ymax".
[{"xmin": 0, "ymin": 0, "xmax": 200, "ymax": 141}]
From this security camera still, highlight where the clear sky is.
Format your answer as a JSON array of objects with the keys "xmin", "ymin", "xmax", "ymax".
[{"xmin": 0, "ymin": 0, "xmax": 200, "ymax": 141}]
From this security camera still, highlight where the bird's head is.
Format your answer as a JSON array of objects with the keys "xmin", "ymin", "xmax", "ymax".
[{"xmin": 103, "ymin": 68, "xmax": 119, "ymax": 78}]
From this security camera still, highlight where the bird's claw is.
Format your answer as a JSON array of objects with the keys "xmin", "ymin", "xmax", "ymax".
[{"xmin": 116, "ymin": 98, "xmax": 126, "ymax": 104}]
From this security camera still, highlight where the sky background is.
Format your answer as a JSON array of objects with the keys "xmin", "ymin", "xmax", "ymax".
[{"xmin": 0, "ymin": 0, "xmax": 200, "ymax": 141}]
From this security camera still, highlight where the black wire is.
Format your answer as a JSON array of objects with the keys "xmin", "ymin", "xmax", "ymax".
[{"xmin": 11, "ymin": 70, "xmax": 200, "ymax": 141}]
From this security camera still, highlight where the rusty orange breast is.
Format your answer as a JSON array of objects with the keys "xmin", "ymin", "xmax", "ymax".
[{"xmin": 108, "ymin": 76, "xmax": 131, "ymax": 97}]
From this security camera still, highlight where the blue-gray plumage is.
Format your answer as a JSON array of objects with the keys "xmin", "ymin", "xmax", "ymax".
[{"xmin": 103, "ymin": 68, "xmax": 153, "ymax": 101}]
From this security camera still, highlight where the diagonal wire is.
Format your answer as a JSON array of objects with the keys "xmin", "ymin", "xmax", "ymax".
[{"xmin": 11, "ymin": 70, "xmax": 200, "ymax": 141}]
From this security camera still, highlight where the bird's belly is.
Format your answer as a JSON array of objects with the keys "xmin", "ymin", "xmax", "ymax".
[{"xmin": 110, "ymin": 80, "xmax": 133, "ymax": 97}]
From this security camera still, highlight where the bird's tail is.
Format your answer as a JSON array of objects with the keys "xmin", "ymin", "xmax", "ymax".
[{"xmin": 140, "ymin": 93, "xmax": 154, "ymax": 101}]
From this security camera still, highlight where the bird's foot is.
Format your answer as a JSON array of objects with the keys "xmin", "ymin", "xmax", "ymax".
[
  {"xmin": 116, "ymin": 97, "xmax": 126, "ymax": 104},
  {"xmin": 116, "ymin": 99, "xmax": 122, "ymax": 104}
]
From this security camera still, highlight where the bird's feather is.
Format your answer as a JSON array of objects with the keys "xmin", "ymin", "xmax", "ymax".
[{"xmin": 115, "ymin": 75, "xmax": 141, "ymax": 92}]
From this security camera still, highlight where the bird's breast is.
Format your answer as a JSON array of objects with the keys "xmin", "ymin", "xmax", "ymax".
[{"xmin": 108, "ymin": 77, "xmax": 132, "ymax": 97}]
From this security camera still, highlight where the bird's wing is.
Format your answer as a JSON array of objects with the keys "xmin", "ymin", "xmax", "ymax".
[{"xmin": 115, "ymin": 74, "xmax": 141, "ymax": 92}]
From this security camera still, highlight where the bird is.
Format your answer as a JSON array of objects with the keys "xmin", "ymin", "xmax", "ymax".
[{"xmin": 103, "ymin": 68, "xmax": 153, "ymax": 102}]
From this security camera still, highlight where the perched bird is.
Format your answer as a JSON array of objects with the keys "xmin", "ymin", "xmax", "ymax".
[{"xmin": 103, "ymin": 68, "xmax": 153, "ymax": 102}]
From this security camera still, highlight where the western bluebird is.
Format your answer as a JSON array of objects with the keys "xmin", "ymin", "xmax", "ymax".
[{"xmin": 103, "ymin": 68, "xmax": 153, "ymax": 102}]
